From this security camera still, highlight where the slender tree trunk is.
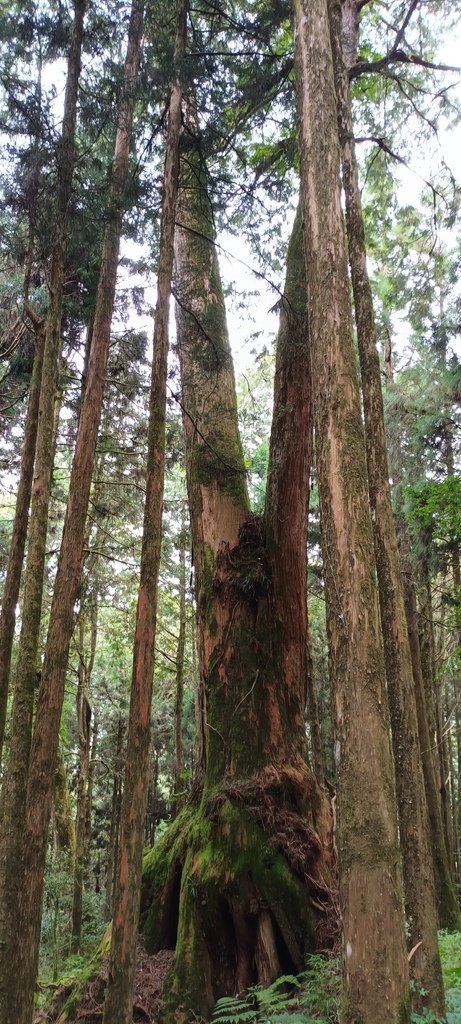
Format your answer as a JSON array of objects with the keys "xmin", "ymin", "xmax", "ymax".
[
  {"xmin": 306, "ymin": 630, "xmax": 325, "ymax": 785},
  {"xmin": 53, "ymin": 744, "xmax": 76, "ymax": 860},
  {"xmin": 293, "ymin": 2, "xmax": 410, "ymax": 1021},
  {"xmin": 0, "ymin": 318, "xmax": 44, "ymax": 766},
  {"xmin": 265, "ymin": 202, "xmax": 312, "ymax": 772},
  {"xmin": 328, "ymin": 0, "xmax": 443, "ymax": 1008},
  {"xmin": 105, "ymin": 717, "xmax": 125, "ymax": 923},
  {"xmin": 6, "ymin": 8, "xmax": 144, "ymax": 1021},
  {"xmin": 456, "ymin": 701, "xmax": 461, "ymax": 890},
  {"xmin": 397, "ymin": 519, "xmax": 461, "ymax": 930},
  {"xmin": 439, "ymin": 677, "xmax": 455, "ymax": 871},
  {"xmin": 172, "ymin": 517, "xmax": 187, "ymax": 816},
  {"xmin": 102, "ymin": 6, "xmax": 185, "ymax": 1021},
  {"xmin": 0, "ymin": 43, "xmax": 47, "ymax": 765},
  {"xmin": 0, "ymin": 6, "xmax": 86, "ymax": 1017},
  {"xmin": 71, "ymin": 603, "xmax": 97, "ymax": 953},
  {"xmin": 418, "ymin": 555, "xmax": 438, "ymax": 763}
]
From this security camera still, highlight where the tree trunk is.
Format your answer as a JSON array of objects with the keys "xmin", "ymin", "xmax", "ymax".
[
  {"xmin": 53, "ymin": 744, "xmax": 76, "ymax": 860},
  {"xmin": 105, "ymin": 717, "xmax": 125, "ymax": 923},
  {"xmin": 172, "ymin": 515, "xmax": 187, "ymax": 816},
  {"xmin": 265, "ymin": 201, "xmax": 312, "ymax": 773},
  {"xmin": 328, "ymin": 0, "xmax": 443, "ymax": 1009},
  {"xmin": 5, "ymin": 7, "xmax": 144, "ymax": 1021},
  {"xmin": 102, "ymin": 5, "xmax": 184, "ymax": 1022},
  {"xmin": 71, "ymin": 602, "xmax": 97, "ymax": 953},
  {"xmin": 397, "ymin": 518, "xmax": 461, "ymax": 930},
  {"xmin": 293, "ymin": 2, "xmax": 410, "ymax": 1021},
  {"xmin": 142, "ymin": 149, "xmax": 333, "ymax": 1022},
  {"xmin": 306, "ymin": 629, "xmax": 325, "ymax": 785},
  {"xmin": 417, "ymin": 554, "xmax": 438, "ymax": 764},
  {"xmin": 0, "ymin": 5, "xmax": 86, "ymax": 1017},
  {"xmin": 0, "ymin": 317, "xmax": 44, "ymax": 766}
]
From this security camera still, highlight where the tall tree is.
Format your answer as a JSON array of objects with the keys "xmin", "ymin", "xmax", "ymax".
[
  {"xmin": 0, "ymin": 4, "xmax": 86, "ymax": 1018},
  {"xmin": 3, "ymin": 4, "xmax": 145, "ymax": 1020},
  {"xmin": 142, "ymin": 123, "xmax": 334, "ymax": 1016},
  {"xmin": 293, "ymin": 1, "xmax": 410, "ymax": 1021},
  {"xmin": 102, "ymin": 3, "xmax": 186, "ymax": 1021},
  {"xmin": 0, "ymin": 313, "xmax": 44, "ymax": 764},
  {"xmin": 328, "ymin": 0, "xmax": 444, "ymax": 1009}
]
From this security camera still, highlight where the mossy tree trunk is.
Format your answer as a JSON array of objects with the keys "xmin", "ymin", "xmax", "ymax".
[
  {"xmin": 293, "ymin": 1, "xmax": 410, "ymax": 1021},
  {"xmin": 0, "ymin": 5, "xmax": 86, "ymax": 1018},
  {"xmin": 0, "ymin": 316, "xmax": 44, "ymax": 768},
  {"xmin": 328, "ymin": 0, "xmax": 443, "ymax": 1010},
  {"xmin": 142, "ymin": 139, "xmax": 333, "ymax": 1022},
  {"xmin": 102, "ymin": 5, "xmax": 185, "ymax": 1021}
]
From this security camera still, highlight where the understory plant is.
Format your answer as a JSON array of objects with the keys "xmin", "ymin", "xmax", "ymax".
[{"xmin": 211, "ymin": 955, "xmax": 340, "ymax": 1024}]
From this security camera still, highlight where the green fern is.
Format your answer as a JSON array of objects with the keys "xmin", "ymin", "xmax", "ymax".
[{"xmin": 211, "ymin": 956, "xmax": 340, "ymax": 1024}]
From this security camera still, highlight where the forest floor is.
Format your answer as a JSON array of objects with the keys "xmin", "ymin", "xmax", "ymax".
[{"xmin": 33, "ymin": 943, "xmax": 174, "ymax": 1024}]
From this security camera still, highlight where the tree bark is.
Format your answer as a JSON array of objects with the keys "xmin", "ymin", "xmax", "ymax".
[
  {"xmin": 265, "ymin": 201, "xmax": 312, "ymax": 767},
  {"xmin": 71, "ymin": 602, "xmax": 98, "ymax": 953},
  {"xmin": 0, "ymin": 4, "xmax": 86, "ymax": 1017},
  {"xmin": 172, "ymin": 515, "xmax": 187, "ymax": 816},
  {"xmin": 105, "ymin": 717, "xmax": 125, "ymax": 923},
  {"xmin": 0, "ymin": 318, "xmax": 44, "ymax": 766},
  {"xmin": 102, "ymin": 5, "xmax": 185, "ymax": 1021},
  {"xmin": 293, "ymin": 2, "xmax": 410, "ymax": 1021},
  {"xmin": 328, "ymin": 0, "xmax": 443, "ymax": 1009}
]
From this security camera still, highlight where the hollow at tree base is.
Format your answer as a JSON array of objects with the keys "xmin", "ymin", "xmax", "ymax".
[{"xmin": 142, "ymin": 787, "xmax": 336, "ymax": 1023}]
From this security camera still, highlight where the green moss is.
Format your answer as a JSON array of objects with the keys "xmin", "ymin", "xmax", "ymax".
[{"xmin": 147, "ymin": 796, "xmax": 317, "ymax": 1022}]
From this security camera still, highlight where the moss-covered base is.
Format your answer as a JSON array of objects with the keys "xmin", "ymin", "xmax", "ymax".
[{"xmin": 141, "ymin": 787, "xmax": 335, "ymax": 1024}]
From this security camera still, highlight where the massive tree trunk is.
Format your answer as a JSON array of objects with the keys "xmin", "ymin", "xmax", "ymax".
[
  {"xmin": 141, "ymin": 140, "xmax": 333, "ymax": 1021},
  {"xmin": 3, "ymin": 7, "xmax": 144, "ymax": 1021},
  {"xmin": 328, "ymin": 0, "xmax": 443, "ymax": 1010},
  {"xmin": 0, "ymin": 5, "xmax": 86, "ymax": 1018},
  {"xmin": 0, "ymin": 316, "xmax": 44, "ymax": 766},
  {"xmin": 102, "ymin": 5, "xmax": 184, "ymax": 1022},
  {"xmin": 293, "ymin": 2, "xmax": 410, "ymax": 1022}
]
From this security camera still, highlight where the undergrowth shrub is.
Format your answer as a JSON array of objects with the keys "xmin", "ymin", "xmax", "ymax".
[
  {"xmin": 211, "ymin": 954, "xmax": 340, "ymax": 1024},
  {"xmin": 211, "ymin": 934, "xmax": 461, "ymax": 1024}
]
